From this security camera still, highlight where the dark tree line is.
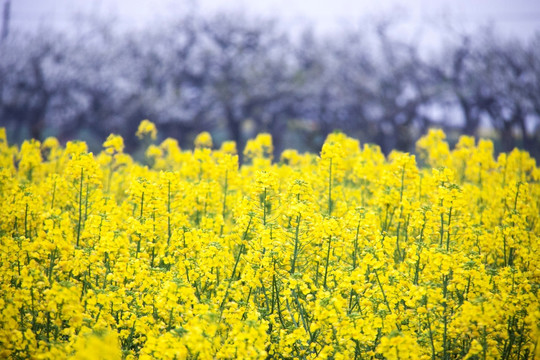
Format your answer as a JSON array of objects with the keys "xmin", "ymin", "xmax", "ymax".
[{"xmin": 1, "ymin": 11, "xmax": 539, "ymax": 158}]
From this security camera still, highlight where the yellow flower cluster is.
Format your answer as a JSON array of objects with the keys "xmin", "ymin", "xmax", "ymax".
[
  {"xmin": 136, "ymin": 120, "xmax": 158, "ymax": 140},
  {"xmin": 0, "ymin": 125, "xmax": 538, "ymax": 359}
]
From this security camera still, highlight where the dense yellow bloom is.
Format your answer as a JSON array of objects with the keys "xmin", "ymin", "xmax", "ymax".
[
  {"xmin": 244, "ymin": 133, "xmax": 273, "ymax": 167},
  {"xmin": 70, "ymin": 330, "xmax": 122, "ymax": 360},
  {"xmin": 194, "ymin": 131, "xmax": 213, "ymax": 149},
  {"xmin": 0, "ymin": 127, "xmax": 538, "ymax": 359},
  {"xmin": 136, "ymin": 119, "xmax": 158, "ymax": 140},
  {"xmin": 416, "ymin": 128, "xmax": 450, "ymax": 167},
  {"xmin": 103, "ymin": 134, "xmax": 124, "ymax": 154}
]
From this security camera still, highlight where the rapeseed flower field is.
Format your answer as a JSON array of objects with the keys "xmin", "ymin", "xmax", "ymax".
[{"xmin": 0, "ymin": 121, "xmax": 538, "ymax": 359}]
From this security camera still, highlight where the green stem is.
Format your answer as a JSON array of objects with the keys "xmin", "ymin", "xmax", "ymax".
[
  {"xmin": 140, "ymin": 191, "xmax": 144, "ymax": 218},
  {"xmin": 107, "ymin": 164, "xmax": 113, "ymax": 193},
  {"xmin": 24, "ymin": 202, "xmax": 29, "ymax": 239},
  {"xmin": 439, "ymin": 199, "xmax": 444, "ymax": 247},
  {"xmin": 513, "ymin": 182, "xmax": 521, "ymax": 212},
  {"xmin": 446, "ymin": 206, "xmax": 453, "ymax": 252},
  {"xmin": 290, "ymin": 214, "xmax": 302, "ymax": 274},
  {"xmin": 262, "ymin": 188, "xmax": 267, "ymax": 226},
  {"xmin": 76, "ymin": 168, "xmax": 83, "ymax": 247},
  {"xmin": 136, "ymin": 192, "xmax": 144, "ymax": 258},
  {"xmin": 348, "ymin": 220, "xmax": 361, "ymax": 313},
  {"xmin": 51, "ymin": 179, "xmax": 56, "ymax": 209},
  {"xmin": 167, "ymin": 180, "xmax": 171, "ymax": 247},
  {"xmin": 414, "ymin": 211, "xmax": 426, "ymax": 286},
  {"xmin": 273, "ymin": 274, "xmax": 286, "ymax": 327},
  {"xmin": 150, "ymin": 209, "xmax": 156, "ymax": 267},
  {"xmin": 323, "ymin": 236, "xmax": 332, "ymax": 289},
  {"xmin": 220, "ymin": 215, "xmax": 253, "ymax": 311},
  {"xmin": 442, "ymin": 274, "xmax": 450, "ymax": 360},
  {"xmin": 222, "ymin": 169, "xmax": 228, "ymax": 219},
  {"xmin": 374, "ymin": 269, "xmax": 392, "ymax": 315},
  {"xmin": 427, "ymin": 311, "xmax": 436, "ymax": 360},
  {"xmin": 293, "ymin": 289, "xmax": 311, "ymax": 336},
  {"xmin": 482, "ymin": 326, "xmax": 487, "ymax": 360},
  {"xmin": 84, "ymin": 182, "xmax": 89, "ymax": 222},
  {"xmin": 328, "ymin": 158, "xmax": 333, "ymax": 216}
]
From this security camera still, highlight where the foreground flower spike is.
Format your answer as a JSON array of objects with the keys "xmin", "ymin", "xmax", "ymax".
[
  {"xmin": 0, "ymin": 127, "xmax": 538, "ymax": 359},
  {"xmin": 194, "ymin": 132, "xmax": 213, "ymax": 149},
  {"xmin": 136, "ymin": 119, "xmax": 158, "ymax": 140}
]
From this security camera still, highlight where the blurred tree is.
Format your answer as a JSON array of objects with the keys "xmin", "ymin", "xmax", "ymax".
[
  {"xmin": 428, "ymin": 35, "xmax": 487, "ymax": 138},
  {"xmin": 479, "ymin": 34, "xmax": 540, "ymax": 157},
  {"xmin": 0, "ymin": 31, "xmax": 57, "ymax": 140},
  {"xmin": 128, "ymin": 15, "xmax": 217, "ymax": 148},
  {"xmin": 367, "ymin": 24, "xmax": 433, "ymax": 153},
  {"xmin": 293, "ymin": 29, "xmax": 354, "ymax": 149},
  {"xmin": 201, "ymin": 12, "xmax": 296, "ymax": 156},
  {"xmin": 0, "ymin": 11, "xmax": 538, "ymax": 159}
]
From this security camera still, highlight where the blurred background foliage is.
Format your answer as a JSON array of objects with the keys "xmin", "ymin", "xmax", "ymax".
[{"xmin": 1, "ymin": 7, "xmax": 539, "ymax": 160}]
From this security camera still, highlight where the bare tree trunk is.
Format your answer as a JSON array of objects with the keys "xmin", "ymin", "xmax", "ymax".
[
  {"xmin": 516, "ymin": 110, "xmax": 539, "ymax": 159},
  {"xmin": 225, "ymin": 107, "xmax": 243, "ymax": 162},
  {"xmin": 1, "ymin": 0, "xmax": 10, "ymax": 41},
  {"xmin": 500, "ymin": 121, "xmax": 515, "ymax": 153},
  {"xmin": 459, "ymin": 98, "xmax": 479, "ymax": 137},
  {"xmin": 270, "ymin": 115, "xmax": 287, "ymax": 159}
]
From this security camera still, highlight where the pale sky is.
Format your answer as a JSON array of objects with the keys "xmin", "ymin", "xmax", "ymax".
[{"xmin": 7, "ymin": 0, "xmax": 540, "ymax": 42}]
